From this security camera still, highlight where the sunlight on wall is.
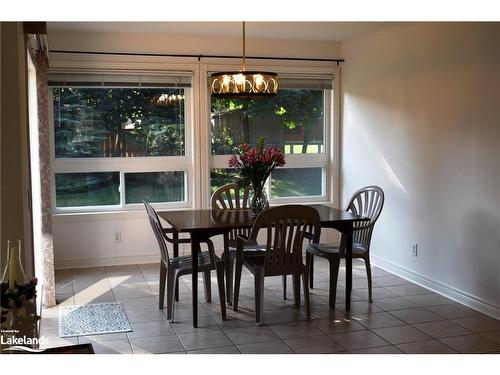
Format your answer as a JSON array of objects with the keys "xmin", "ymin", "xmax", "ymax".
[{"xmin": 343, "ymin": 95, "xmax": 410, "ymax": 200}]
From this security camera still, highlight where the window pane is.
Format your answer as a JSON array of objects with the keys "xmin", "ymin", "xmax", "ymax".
[
  {"xmin": 210, "ymin": 168, "xmax": 239, "ymax": 196},
  {"xmin": 211, "ymin": 89, "xmax": 325, "ymax": 155},
  {"xmin": 271, "ymin": 168, "xmax": 323, "ymax": 198},
  {"xmin": 55, "ymin": 172, "xmax": 120, "ymax": 207},
  {"xmin": 53, "ymin": 87, "xmax": 185, "ymax": 158},
  {"xmin": 125, "ymin": 172, "xmax": 185, "ymax": 204}
]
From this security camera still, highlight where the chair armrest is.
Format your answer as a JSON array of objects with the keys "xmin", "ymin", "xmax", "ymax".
[
  {"xmin": 235, "ymin": 234, "xmax": 252, "ymax": 254},
  {"xmin": 162, "ymin": 228, "xmax": 192, "ymax": 244},
  {"xmin": 204, "ymin": 238, "xmax": 218, "ymax": 265}
]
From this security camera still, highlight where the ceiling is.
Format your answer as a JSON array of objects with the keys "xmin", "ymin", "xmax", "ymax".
[{"xmin": 47, "ymin": 22, "xmax": 396, "ymax": 42}]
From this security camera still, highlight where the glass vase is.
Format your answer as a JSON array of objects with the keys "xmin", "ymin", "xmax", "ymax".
[
  {"xmin": 250, "ymin": 189, "xmax": 270, "ymax": 217},
  {"xmin": 1, "ymin": 239, "xmax": 26, "ymax": 290}
]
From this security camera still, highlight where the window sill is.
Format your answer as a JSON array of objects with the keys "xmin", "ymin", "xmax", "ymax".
[{"xmin": 52, "ymin": 200, "xmax": 337, "ymax": 223}]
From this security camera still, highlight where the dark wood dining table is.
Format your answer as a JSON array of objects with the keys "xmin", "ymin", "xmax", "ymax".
[{"xmin": 158, "ymin": 204, "xmax": 368, "ymax": 327}]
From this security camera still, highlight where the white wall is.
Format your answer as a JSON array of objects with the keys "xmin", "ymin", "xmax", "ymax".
[
  {"xmin": 48, "ymin": 29, "xmax": 340, "ymax": 59},
  {"xmin": 340, "ymin": 23, "xmax": 500, "ymax": 317},
  {"xmin": 49, "ymin": 28, "xmax": 342, "ymax": 268}
]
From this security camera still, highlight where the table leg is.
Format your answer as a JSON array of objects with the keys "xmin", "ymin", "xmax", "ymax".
[
  {"xmin": 223, "ymin": 232, "xmax": 233, "ymax": 306},
  {"xmin": 345, "ymin": 227, "xmax": 353, "ymax": 312},
  {"xmin": 173, "ymin": 231, "xmax": 179, "ymax": 301},
  {"xmin": 191, "ymin": 233, "xmax": 201, "ymax": 328}
]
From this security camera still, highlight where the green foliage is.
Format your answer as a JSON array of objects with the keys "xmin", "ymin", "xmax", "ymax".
[
  {"xmin": 211, "ymin": 89, "xmax": 324, "ymax": 154},
  {"xmin": 53, "ymin": 87, "xmax": 185, "ymax": 158}
]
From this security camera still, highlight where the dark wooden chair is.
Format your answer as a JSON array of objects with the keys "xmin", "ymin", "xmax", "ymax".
[
  {"xmin": 306, "ymin": 186, "xmax": 384, "ymax": 307},
  {"xmin": 211, "ymin": 183, "xmax": 253, "ymax": 305},
  {"xmin": 233, "ymin": 205, "xmax": 321, "ymax": 324},
  {"xmin": 144, "ymin": 201, "xmax": 226, "ymax": 321}
]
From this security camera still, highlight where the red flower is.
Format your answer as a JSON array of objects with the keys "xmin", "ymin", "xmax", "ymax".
[
  {"xmin": 227, "ymin": 139, "xmax": 286, "ymax": 191},
  {"xmin": 228, "ymin": 155, "xmax": 240, "ymax": 168}
]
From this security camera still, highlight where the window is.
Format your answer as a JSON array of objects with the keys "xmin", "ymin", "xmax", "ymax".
[
  {"xmin": 49, "ymin": 64, "xmax": 337, "ymax": 213},
  {"xmin": 209, "ymin": 77, "xmax": 333, "ymax": 202},
  {"xmin": 49, "ymin": 72, "xmax": 193, "ymax": 211}
]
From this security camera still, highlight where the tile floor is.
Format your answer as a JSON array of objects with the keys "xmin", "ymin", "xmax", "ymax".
[{"xmin": 40, "ymin": 258, "xmax": 500, "ymax": 354}]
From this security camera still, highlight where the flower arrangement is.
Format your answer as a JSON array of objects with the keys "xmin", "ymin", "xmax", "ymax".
[{"xmin": 228, "ymin": 137, "xmax": 285, "ymax": 215}]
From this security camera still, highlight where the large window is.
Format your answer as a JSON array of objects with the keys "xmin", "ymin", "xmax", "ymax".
[
  {"xmin": 49, "ymin": 67, "xmax": 336, "ymax": 213},
  {"xmin": 50, "ymin": 73, "xmax": 192, "ymax": 211},
  {"xmin": 209, "ymin": 77, "xmax": 332, "ymax": 202}
]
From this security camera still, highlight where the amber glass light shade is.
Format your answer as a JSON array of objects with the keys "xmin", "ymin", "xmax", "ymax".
[{"xmin": 210, "ymin": 71, "xmax": 278, "ymax": 97}]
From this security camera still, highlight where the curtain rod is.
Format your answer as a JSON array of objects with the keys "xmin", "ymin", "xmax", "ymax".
[{"xmin": 49, "ymin": 49, "xmax": 344, "ymax": 65}]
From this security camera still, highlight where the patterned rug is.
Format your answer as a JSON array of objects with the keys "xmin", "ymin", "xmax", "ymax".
[{"xmin": 59, "ymin": 303, "xmax": 132, "ymax": 337}]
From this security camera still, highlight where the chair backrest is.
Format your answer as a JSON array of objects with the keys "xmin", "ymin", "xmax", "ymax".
[
  {"xmin": 211, "ymin": 183, "xmax": 253, "ymax": 240},
  {"xmin": 247, "ymin": 205, "xmax": 321, "ymax": 276},
  {"xmin": 144, "ymin": 201, "xmax": 170, "ymax": 263},
  {"xmin": 345, "ymin": 186, "xmax": 385, "ymax": 251}
]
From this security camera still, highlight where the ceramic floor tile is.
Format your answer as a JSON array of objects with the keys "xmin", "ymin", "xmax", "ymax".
[
  {"xmin": 177, "ymin": 328, "xmax": 232, "ymax": 351},
  {"xmin": 396, "ymin": 339, "xmax": 458, "ymax": 354},
  {"xmin": 329, "ymin": 329, "xmax": 389, "ymax": 350},
  {"xmin": 55, "ymin": 293, "xmax": 75, "ymax": 306},
  {"xmin": 260, "ymin": 307, "xmax": 305, "ymax": 325},
  {"xmin": 426, "ymin": 303, "xmax": 482, "ymax": 319},
  {"xmin": 83, "ymin": 339, "xmax": 132, "ymax": 354},
  {"xmin": 237, "ymin": 340, "xmax": 294, "ymax": 354},
  {"xmin": 350, "ymin": 345, "xmax": 404, "ymax": 354},
  {"xmin": 125, "ymin": 308, "xmax": 167, "ymax": 323},
  {"xmin": 439, "ymin": 334, "xmax": 500, "ymax": 354},
  {"xmin": 372, "ymin": 325, "xmax": 432, "ymax": 345},
  {"xmin": 187, "ymin": 345, "xmax": 240, "ymax": 354},
  {"xmin": 369, "ymin": 276, "xmax": 411, "ymax": 287},
  {"xmin": 336, "ymin": 301, "xmax": 383, "ymax": 315},
  {"xmin": 269, "ymin": 320, "xmax": 325, "ymax": 340},
  {"xmin": 130, "ymin": 335, "xmax": 184, "ymax": 354},
  {"xmin": 354, "ymin": 287, "xmax": 398, "ymax": 301},
  {"xmin": 44, "ymin": 262, "xmax": 498, "ymax": 355},
  {"xmin": 306, "ymin": 304, "xmax": 347, "ymax": 320},
  {"xmin": 479, "ymin": 330, "xmax": 500, "ymax": 345},
  {"xmin": 127, "ymin": 320, "xmax": 175, "ymax": 339},
  {"xmin": 77, "ymin": 333, "xmax": 128, "ymax": 344},
  {"xmin": 223, "ymin": 325, "xmax": 279, "ymax": 345},
  {"xmin": 413, "ymin": 320, "xmax": 472, "ymax": 338},
  {"xmin": 373, "ymin": 296, "xmax": 419, "ymax": 311},
  {"xmin": 404, "ymin": 293, "xmax": 454, "ymax": 307},
  {"xmin": 353, "ymin": 311, "xmax": 406, "ymax": 329},
  {"xmin": 285, "ymin": 333, "xmax": 344, "ymax": 354},
  {"xmin": 170, "ymin": 315, "xmax": 220, "ymax": 334},
  {"xmin": 451, "ymin": 315, "xmax": 500, "ymax": 333},
  {"xmin": 314, "ymin": 316, "xmax": 367, "ymax": 335},
  {"xmin": 390, "ymin": 307, "xmax": 445, "ymax": 324},
  {"xmin": 369, "ymin": 268, "xmax": 394, "ymax": 278},
  {"xmin": 384, "ymin": 284, "xmax": 432, "ymax": 296},
  {"xmin": 118, "ymin": 296, "xmax": 159, "ymax": 310},
  {"xmin": 73, "ymin": 291, "xmax": 116, "ymax": 305}
]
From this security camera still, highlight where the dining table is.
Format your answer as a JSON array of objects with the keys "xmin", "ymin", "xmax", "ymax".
[{"xmin": 158, "ymin": 204, "xmax": 368, "ymax": 327}]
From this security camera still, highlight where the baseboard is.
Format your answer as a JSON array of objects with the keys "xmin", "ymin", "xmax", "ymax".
[
  {"xmin": 372, "ymin": 255, "xmax": 500, "ymax": 320},
  {"xmin": 55, "ymin": 254, "xmax": 161, "ymax": 269}
]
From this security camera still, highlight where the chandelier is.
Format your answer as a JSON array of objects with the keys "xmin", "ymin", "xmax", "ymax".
[
  {"xmin": 152, "ymin": 93, "xmax": 185, "ymax": 106},
  {"xmin": 210, "ymin": 22, "xmax": 278, "ymax": 98}
]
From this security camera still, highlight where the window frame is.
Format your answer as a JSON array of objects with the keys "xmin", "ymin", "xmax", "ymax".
[
  {"xmin": 49, "ymin": 77, "xmax": 195, "ymax": 213},
  {"xmin": 48, "ymin": 54, "xmax": 340, "ymax": 215},
  {"xmin": 203, "ymin": 60, "xmax": 338, "ymax": 207}
]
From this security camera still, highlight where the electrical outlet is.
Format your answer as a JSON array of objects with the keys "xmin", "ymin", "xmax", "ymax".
[
  {"xmin": 114, "ymin": 230, "xmax": 122, "ymax": 243},
  {"xmin": 412, "ymin": 243, "xmax": 418, "ymax": 257}
]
